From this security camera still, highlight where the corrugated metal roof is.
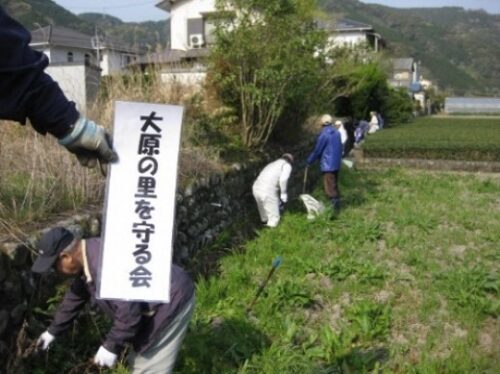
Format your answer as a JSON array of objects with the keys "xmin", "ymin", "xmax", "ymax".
[
  {"xmin": 132, "ymin": 47, "xmax": 209, "ymax": 66},
  {"xmin": 445, "ymin": 97, "xmax": 500, "ymax": 113},
  {"xmin": 134, "ymin": 49, "xmax": 185, "ymax": 64}
]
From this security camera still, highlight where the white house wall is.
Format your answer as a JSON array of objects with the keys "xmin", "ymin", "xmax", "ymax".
[
  {"xmin": 101, "ymin": 51, "xmax": 124, "ymax": 76},
  {"xmin": 45, "ymin": 64, "xmax": 98, "ymax": 115},
  {"xmin": 328, "ymin": 31, "xmax": 368, "ymax": 49},
  {"xmin": 45, "ymin": 47, "xmax": 96, "ymax": 65},
  {"xmin": 170, "ymin": 0, "xmax": 216, "ymax": 50}
]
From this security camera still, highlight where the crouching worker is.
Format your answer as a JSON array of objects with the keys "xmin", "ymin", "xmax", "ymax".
[
  {"xmin": 252, "ymin": 153, "xmax": 294, "ymax": 227},
  {"xmin": 32, "ymin": 227, "xmax": 195, "ymax": 373}
]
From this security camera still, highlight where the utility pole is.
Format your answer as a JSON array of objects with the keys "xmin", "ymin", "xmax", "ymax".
[{"xmin": 95, "ymin": 26, "xmax": 101, "ymax": 64}]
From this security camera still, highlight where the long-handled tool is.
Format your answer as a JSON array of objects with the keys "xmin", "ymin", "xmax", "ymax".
[
  {"xmin": 302, "ymin": 166, "xmax": 309, "ymax": 194},
  {"xmin": 247, "ymin": 256, "xmax": 282, "ymax": 313}
]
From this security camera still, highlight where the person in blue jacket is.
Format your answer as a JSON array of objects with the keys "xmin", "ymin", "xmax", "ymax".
[
  {"xmin": 306, "ymin": 114, "xmax": 343, "ymax": 213},
  {"xmin": 0, "ymin": 6, "xmax": 117, "ymax": 168}
]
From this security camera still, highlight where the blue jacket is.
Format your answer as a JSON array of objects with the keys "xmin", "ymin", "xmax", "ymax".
[
  {"xmin": 307, "ymin": 125, "xmax": 342, "ymax": 172},
  {"xmin": 0, "ymin": 6, "xmax": 78, "ymax": 138}
]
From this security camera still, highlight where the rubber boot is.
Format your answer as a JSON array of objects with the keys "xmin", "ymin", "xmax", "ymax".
[{"xmin": 331, "ymin": 198, "xmax": 341, "ymax": 215}]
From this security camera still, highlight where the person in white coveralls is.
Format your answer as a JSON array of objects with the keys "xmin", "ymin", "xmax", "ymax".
[
  {"xmin": 252, "ymin": 153, "xmax": 294, "ymax": 228},
  {"xmin": 334, "ymin": 120, "xmax": 348, "ymax": 155},
  {"xmin": 368, "ymin": 111, "xmax": 380, "ymax": 134}
]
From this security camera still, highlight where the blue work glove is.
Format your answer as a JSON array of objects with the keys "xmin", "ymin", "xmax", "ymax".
[{"xmin": 58, "ymin": 116, "xmax": 118, "ymax": 168}]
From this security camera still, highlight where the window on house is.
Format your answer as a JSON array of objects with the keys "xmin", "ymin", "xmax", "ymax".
[
  {"xmin": 121, "ymin": 54, "xmax": 132, "ymax": 67},
  {"xmin": 84, "ymin": 53, "xmax": 91, "ymax": 65},
  {"xmin": 204, "ymin": 18, "xmax": 216, "ymax": 45},
  {"xmin": 67, "ymin": 51, "xmax": 74, "ymax": 63},
  {"xmin": 201, "ymin": 11, "xmax": 234, "ymax": 46},
  {"xmin": 187, "ymin": 18, "xmax": 204, "ymax": 48}
]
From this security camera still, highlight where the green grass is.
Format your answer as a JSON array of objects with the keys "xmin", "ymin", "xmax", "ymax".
[
  {"xmin": 363, "ymin": 117, "xmax": 500, "ymax": 161},
  {"xmin": 174, "ymin": 167, "xmax": 499, "ymax": 373},
  {"xmin": 22, "ymin": 167, "xmax": 499, "ymax": 373}
]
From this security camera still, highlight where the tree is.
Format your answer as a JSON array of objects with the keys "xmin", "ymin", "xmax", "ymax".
[
  {"xmin": 314, "ymin": 49, "xmax": 413, "ymax": 125},
  {"xmin": 209, "ymin": 0, "xmax": 325, "ymax": 148}
]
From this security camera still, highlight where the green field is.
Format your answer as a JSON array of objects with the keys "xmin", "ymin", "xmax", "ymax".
[
  {"xmin": 363, "ymin": 117, "xmax": 500, "ymax": 161},
  {"xmin": 20, "ymin": 168, "xmax": 499, "ymax": 373}
]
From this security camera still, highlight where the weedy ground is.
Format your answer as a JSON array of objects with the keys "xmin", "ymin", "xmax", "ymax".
[
  {"xmin": 21, "ymin": 167, "xmax": 498, "ymax": 373},
  {"xmin": 363, "ymin": 117, "xmax": 500, "ymax": 161},
  {"xmin": 0, "ymin": 72, "xmax": 241, "ymax": 233},
  {"xmin": 172, "ymin": 167, "xmax": 499, "ymax": 373}
]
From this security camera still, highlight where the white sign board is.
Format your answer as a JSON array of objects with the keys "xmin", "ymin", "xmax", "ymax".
[{"xmin": 98, "ymin": 101, "xmax": 183, "ymax": 302}]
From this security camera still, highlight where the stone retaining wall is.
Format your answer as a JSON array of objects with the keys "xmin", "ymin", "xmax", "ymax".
[{"xmin": 0, "ymin": 143, "xmax": 318, "ymax": 368}]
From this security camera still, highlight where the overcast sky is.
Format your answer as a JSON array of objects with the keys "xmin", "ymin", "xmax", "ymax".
[{"xmin": 52, "ymin": 0, "xmax": 500, "ymax": 23}]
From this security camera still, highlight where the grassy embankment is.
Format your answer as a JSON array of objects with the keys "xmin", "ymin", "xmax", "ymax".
[
  {"xmin": 172, "ymin": 167, "xmax": 499, "ymax": 373},
  {"xmin": 363, "ymin": 117, "xmax": 500, "ymax": 161},
  {"xmin": 20, "ymin": 166, "xmax": 499, "ymax": 373}
]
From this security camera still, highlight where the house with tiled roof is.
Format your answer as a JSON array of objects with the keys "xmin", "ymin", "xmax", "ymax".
[
  {"xmin": 30, "ymin": 25, "xmax": 100, "ymax": 114},
  {"xmin": 30, "ymin": 25, "xmax": 142, "ymax": 76},
  {"xmin": 388, "ymin": 58, "xmax": 430, "ymax": 112},
  {"xmin": 156, "ymin": 0, "xmax": 218, "ymax": 51},
  {"xmin": 152, "ymin": 2, "xmax": 383, "ymax": 85},
  {"xmin": 29, "ymin": 25, "xmax": 142, "ymax": 112},
  {"xmin": 318, "ymin": 18, "xmax": 383, "ymax": 52},
  {"xmin": 152, "ymin": 0, "xmax": 225, "ymax": 84}
]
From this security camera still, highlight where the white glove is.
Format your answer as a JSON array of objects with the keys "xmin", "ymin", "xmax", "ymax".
[
  {"xmin": 280, "ymin": 193, "xmax": 288, "ymax": 203},
  {"xmin": 36, "ymin": 330, "xmax": 55, "ymax": 350},
  {"xmin": 59, "ymin": 116, "xmax": 118, "ymax": 168},
  {"xmin": 94, "ymin": 345, "xmax": 117, "ymax": 368}
]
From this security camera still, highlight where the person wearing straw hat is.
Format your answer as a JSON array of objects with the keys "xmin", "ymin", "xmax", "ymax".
[
  {"xmin": 32, "ymin": 227, "xmax": 195, "ymax": 373},
  {"xmin": 252, "ymin": 153, "xmax": 294, "ymax": 227},
  {"xmin": 306, "ymin": 114, "xmax": 343, "ymax": 214}
]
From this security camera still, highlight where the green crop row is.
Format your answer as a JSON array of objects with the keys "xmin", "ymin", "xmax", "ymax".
[{"xmin": 363, "ymin": 117, "xmax": 500, "ymax": 161}]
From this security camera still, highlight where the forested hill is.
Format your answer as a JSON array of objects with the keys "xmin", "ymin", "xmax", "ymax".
[
  {"xmin": 318, "ymin": 0, "xmax": 500, "ymax": 95},
  {"xmin": 2, "ymin": 0, "xmax": 499, "ymax": 95},
  {"xmin": 0, "ymin": 0, "xmax": 168, "ymax": 49},
  {"xmin": 1, "ymin": 0, "xmax": 90, "ymax": 32}
]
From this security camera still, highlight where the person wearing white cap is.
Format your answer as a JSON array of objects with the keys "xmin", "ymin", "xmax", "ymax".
[
  {"xmin": 252, "ymin": 153, "xmax": 294, "ymax": 227},
  {"xmin": 306, "ymin": 114, "xmax": 343, "ymax": 213}
]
